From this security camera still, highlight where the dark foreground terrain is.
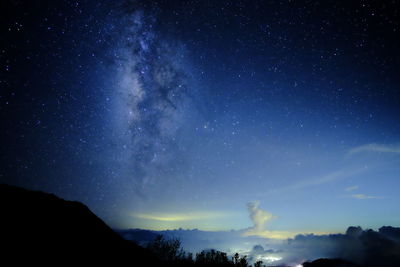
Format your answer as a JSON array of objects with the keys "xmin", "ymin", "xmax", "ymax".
[
  {"xmin": 1, "ymin": 184, "xmax": 399, "ymax": 267},
  {"xmin": 0, "ymin": 184, "xmax": 153, "ymax": 265}
]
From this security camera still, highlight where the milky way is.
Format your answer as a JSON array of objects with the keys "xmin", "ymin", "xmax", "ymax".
[{"xmin": 109, "ymin": 10, "xmax": 196, "ymax": 197}]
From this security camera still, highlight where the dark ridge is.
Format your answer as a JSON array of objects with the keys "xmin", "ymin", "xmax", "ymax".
[
  {"xmin": 303, "ymin": 258, "xmax": 361, "ymax": 267},
  {"xmin": 0, "ymin": 183, "xmax": 154, "ymax": 265}
]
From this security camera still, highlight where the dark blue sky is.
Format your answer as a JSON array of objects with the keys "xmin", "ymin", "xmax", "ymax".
[{"xmin": 1, "ymin": 0, "xmax": 399, "ymax": 237}]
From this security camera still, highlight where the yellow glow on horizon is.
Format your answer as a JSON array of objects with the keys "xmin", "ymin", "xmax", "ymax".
[
  {"xmin": 134, "ymin": 213, "xmax": 194, "ymax": 222},
  {"xmin": 127, "ymin": 210, "xmax": 244, "ymax": 231},
  {"xmin": 242, "ymin": 229, "xmax": 339, "ymax": 239},
  {"xmin": 129, "ymin": 210, "xmax": 342, "ymax": 237},
  {"xmin": 132, "ymin": 211, "xmax": 235, "ymax": 222}
]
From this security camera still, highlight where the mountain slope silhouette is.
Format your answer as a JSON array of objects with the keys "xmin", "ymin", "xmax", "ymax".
[{"xmin": 0, "ymin": 184, "xmax": 153, "ymax": 265}]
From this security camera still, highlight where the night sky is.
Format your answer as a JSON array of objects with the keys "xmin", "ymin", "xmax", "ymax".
[{"xmin": 1, "ymin": 0, "xmax": 399, "ymax": 238}]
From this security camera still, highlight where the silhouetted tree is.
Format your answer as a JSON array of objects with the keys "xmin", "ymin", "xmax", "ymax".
[
  {"xmin": 232, "ymin": 252, "xmax": 248, "ymax": 267},
  {"xmin": 233, "ymin": 253, "xmax": 240, "ymax": 265},
  {"xmin": 146, "ymin": 235, "xmax": 186, "ymax": 262},
  {"xmin": 237, "ymin": 255, "xmax": 248, "ymax": 267},
  {"xmin": 145, "ymin": 234, "xmax": 251, "ymax": 267},
  {"xmin": 196, "ymin": 249, "xmax": 233, "ymax": 266}
]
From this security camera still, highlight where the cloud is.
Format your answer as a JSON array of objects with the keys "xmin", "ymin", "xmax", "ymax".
[
  {"xmin": 345, "ymin": 185, "xmax": 359, "ymax": 192},
  {"xmin": 348, "ymin": 143, "xmax": 400, "ymax": 155},
  {"xmin": 287, "ymin": 226, "xmax": 400, "ymax": 266},
  {"xmin": 300, "ymin": 169, "xmax": 364, "ymax": 187},
  {"xmin": 350, "ymin": 194, "xmax": 381, "ymax": 200},
  {"xmin": 247, "ymin": 202, "xmax": 276, "ymax": 232},
  {"xmin": 343, "ymin": 187, "xmax": 381, "ymax": 200},
  {"xmin": 248, "ymin": 245, "xmax": 283, "ymax": 264},
  {"xmin": 257, "ymin": 168, "xmax": 367, "ymax": 198},
  {"xmin": 242, "ymin": 202, "xmax": 334, "ymax": 240},
  {"xmin": 243, "ymin": 202, "xmax": 295, "ymax": 239}
]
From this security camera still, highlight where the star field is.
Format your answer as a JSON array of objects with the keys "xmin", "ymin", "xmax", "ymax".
[{"xmin": 1, "ymin": 0, "xmax": 399, "ymax": 233}]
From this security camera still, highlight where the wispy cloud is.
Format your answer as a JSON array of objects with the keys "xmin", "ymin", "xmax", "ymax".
[
  {"xmin": 348, "ymin": 143, "xmax": 400, "ymax": 155},
  {"xmin": 345, "ymin": 185, "xmax": 359, "ymax": 192},
  {"xmin": 299, "ymin": 169, "xmax": 365, "ymax": 187},
  {"xmin": 351, "ymin": 194, "xmax": 381, "ymax": 200},
  {"xmin": 267, "ymin": 168, "xmax": 366, "ymax": 196},
  {"xmin": 254, "ymin": 168, "xmax": 368, "ymax": 200}
]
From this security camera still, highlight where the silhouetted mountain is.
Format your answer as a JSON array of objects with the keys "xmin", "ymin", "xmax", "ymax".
[
  {"xmin": 302, "ymin": 258, "xmax": 360, "ymax": 267},
  {"xmin": 0, "ymin": 184, "xmax": 154, "ymax": 265}
]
